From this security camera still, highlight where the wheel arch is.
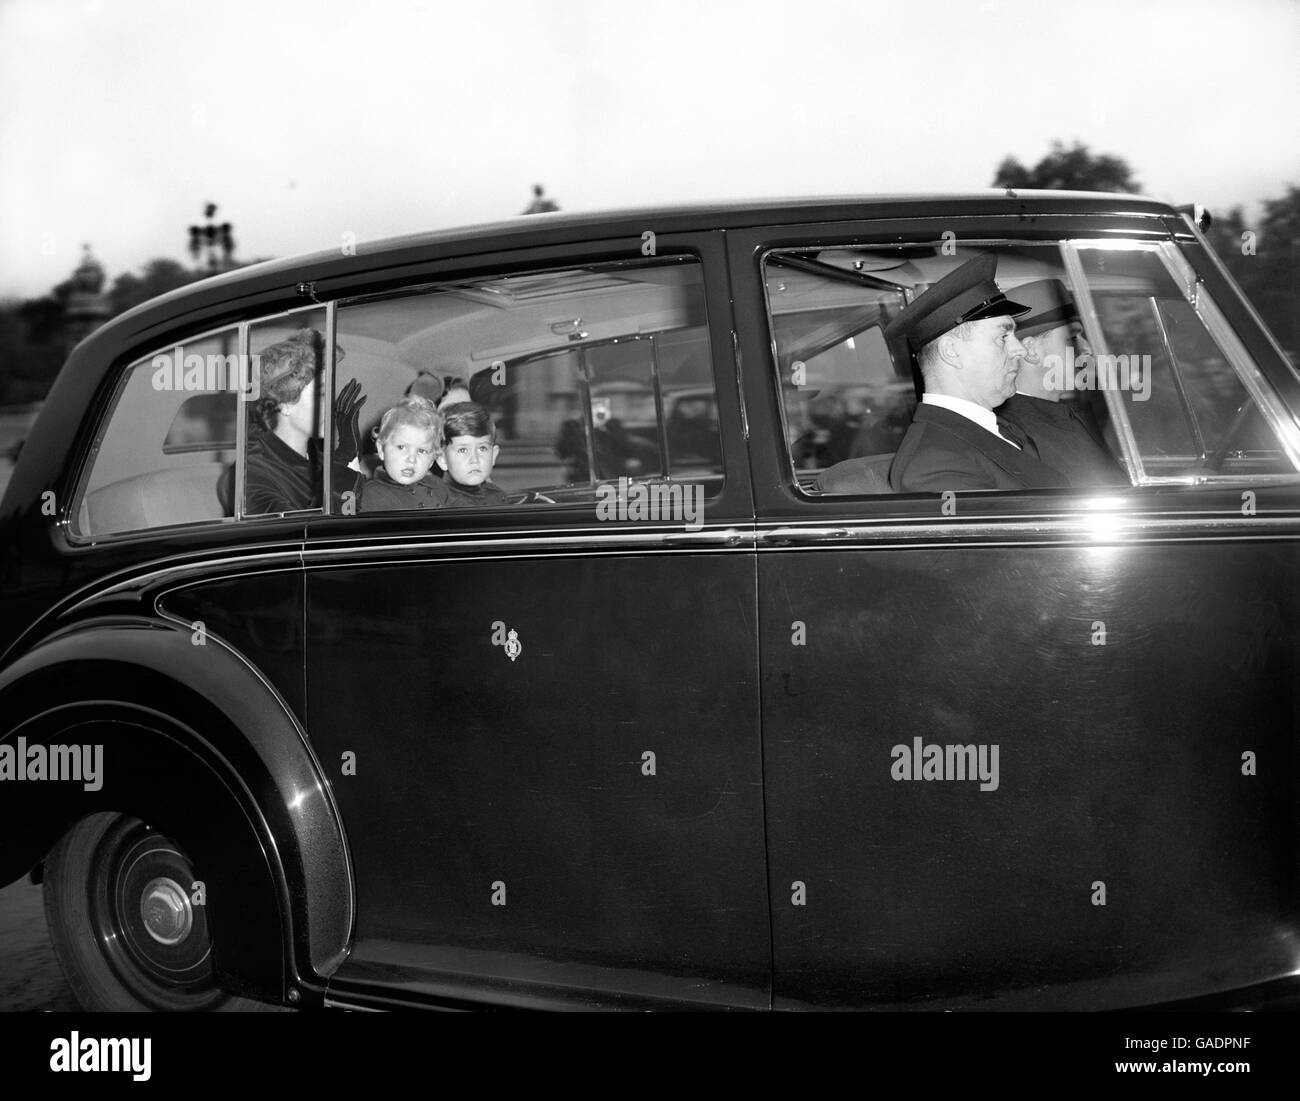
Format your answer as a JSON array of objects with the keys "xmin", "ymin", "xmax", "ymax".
[{"xmin": 0, "ymin": 618, "xmax": 352, "ymax": 1003}]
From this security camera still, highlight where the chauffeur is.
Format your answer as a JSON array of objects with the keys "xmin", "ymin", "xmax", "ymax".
[
  {"xmin": 882, "ymin": 254, "xmax": 1067, "ymax": 493},
  {"xmin": 994, "ymin": 279, "xmax": 1130, "ymax": 487}
]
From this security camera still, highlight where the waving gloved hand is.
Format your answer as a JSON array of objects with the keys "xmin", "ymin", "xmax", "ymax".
[{"xmin": 332, "ymin": 378, "xmax": 368, "ymax": 465}]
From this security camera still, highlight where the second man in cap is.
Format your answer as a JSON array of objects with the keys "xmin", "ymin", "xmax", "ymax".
[{"xmin": 993, "ymin": 279, "xmax": 1129, "ymax": 487}]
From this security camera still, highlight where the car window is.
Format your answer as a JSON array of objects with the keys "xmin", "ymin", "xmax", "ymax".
[
  {"xmin": 766, "ymin": 239, "xmax": 1299, "ymax": 495},
  {"xmin": 74, "ymin": 327, "xmax": 242, "ymax": 537},
  {"xmin": 767, "ymin": 256, "xmax": 909, "ymax": 474},
  {"xmin": 163, "ymin": 393, "xmax": 237, "ymax": 454},
  {"xmin": 1073, "ymin": 243, "xmax": 1300, "ymax": 481},
  {"xmin": 333, "ymin": 258, "xmax": 724, "ymax": 512},
  {"xmin": 765, "ymin": 243, "xmax": 1092, "ymax": 492},
  {"xmin": 240, "ymin": 307, "xmax": 329, "ymax": 517}
]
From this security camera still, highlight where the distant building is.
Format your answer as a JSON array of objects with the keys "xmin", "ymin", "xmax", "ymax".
[{"xmin": 63, "ymin": 245, "xmax": 110, "ymax": 350}]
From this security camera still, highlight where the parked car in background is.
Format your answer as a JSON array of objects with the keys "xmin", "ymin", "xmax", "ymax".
[{"xmin": 2, "ymin": 192, "xmax": 1298, "ymax": 1011}]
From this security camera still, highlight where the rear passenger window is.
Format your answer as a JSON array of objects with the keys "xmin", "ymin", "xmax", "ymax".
[
  {"xmin": 75, "ymin": 327, "xmax": 242, "ymax": 537},
  {"xmin": 333, "ymin": 259, "xmax": 724, "ymax": 512}
]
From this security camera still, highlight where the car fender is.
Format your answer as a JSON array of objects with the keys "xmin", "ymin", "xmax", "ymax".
[{"xmin": 0, "ymin": 617, "xmax": 352, "ymax": 1003}]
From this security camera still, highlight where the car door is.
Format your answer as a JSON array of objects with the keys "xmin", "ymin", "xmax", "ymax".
[
  {"xmin": 302, "ymin": 232, "xmax": 770, "ymax": 1009},
  {"xmin": 730, "ymin": 212, "xmax": 1300, "ymax": 1010}
]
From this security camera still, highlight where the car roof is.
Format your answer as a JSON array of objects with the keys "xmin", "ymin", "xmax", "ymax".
[
  {"xmin": 101, "ymin": 190, "xmax": 1177, "ymax": 342},
  {"xmin": 7, "ymin": 189, "xmax": 1190, "ymax": 528}
]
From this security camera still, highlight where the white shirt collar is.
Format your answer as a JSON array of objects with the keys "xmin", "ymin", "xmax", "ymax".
[{"xmin": 921, "ymin": 393, "xmax": 1021, "ymax": 449}]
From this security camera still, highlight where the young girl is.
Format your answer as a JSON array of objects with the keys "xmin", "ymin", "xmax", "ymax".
[{"xmin": 358, "ymin": 396, "xmax": 454, "ymax": 511}]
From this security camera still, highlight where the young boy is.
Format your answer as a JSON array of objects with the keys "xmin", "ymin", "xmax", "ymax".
[
  {"xmin": 358, "ymin": 396, "xmax": 450, "ymax": 511},
  {"xmin": 435, "ymin": 402, "xmax": 510, "ymax": 507}
]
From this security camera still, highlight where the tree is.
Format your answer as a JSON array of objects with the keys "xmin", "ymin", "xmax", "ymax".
[
  {"xmin": 1253, "ymin": 186, "xmax": 1300, "ymax": 355},
  {"xmin": 0, "ymin": 300, "xmax": 68, "ymax": 405},
  {"xmin": 1199, "ymin": 190, "xmax": 1300, "ymax": 355},
  {"xmin": 993, "ymin": 141, "xmax": 1140, "ymax": 193},
  {"xmin": 108, "ymin": 258, "xmax": 208, "ymax": 316}
]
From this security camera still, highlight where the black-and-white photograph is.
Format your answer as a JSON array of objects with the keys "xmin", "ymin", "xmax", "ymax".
[{"xmin": 0, "ymin": 0, "xmax": 1296, "ymax": 1081}]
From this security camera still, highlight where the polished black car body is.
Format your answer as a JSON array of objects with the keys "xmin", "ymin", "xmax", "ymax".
[{"xmin": 2, "ymin": 193, "xmax": 1298, "ymax": 1011}]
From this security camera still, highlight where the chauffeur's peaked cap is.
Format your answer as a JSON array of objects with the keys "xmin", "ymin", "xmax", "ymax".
[
  {"xmin": 884, "ymin": 253, "xmax": 1029, "ymax": 353},
  {"xmin": 1006, "ymin": 278, "xmax": 1080, "ymax": 337}
]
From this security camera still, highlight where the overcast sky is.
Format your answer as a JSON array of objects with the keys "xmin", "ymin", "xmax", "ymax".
[{"xmin": 1, "ymin": 0, "xmax": 1297, "ymax": 300}]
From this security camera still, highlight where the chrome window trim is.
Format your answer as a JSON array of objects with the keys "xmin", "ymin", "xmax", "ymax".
[
  {"xmin": 1158, "ymin": 236, "xmax": 1200, "ymax": 301},
  {"xmin": 242, "ymin": 303, "xmax": 330, "ymax": 521},
  {"xmin": 577, "ymin": 348, "xmax": 599, "ymax": 481},
  {"xmin": 756, "ymin": 513, "xmax": 1300, "ymax": 541},
  {"xmin": 320, "ymin": 996, "xmax": 385, "ymax": 1013},
  {"xmin": 64, "ymin": 510, "xmax": 1300, "ymax": 605},
  {"xmin": 1147, "ymin": 293, "xmax": 1206, "ymax": 457},
  {"xmin": 1134, "ymin": 473, "xmax": 1300, "ymax": 486},
  {"xmin": 244, "ymin": 301, "xmax": 335, "ymax": 328},
  {"xmin": 233, "ymin": 320, "xmax": 249, "ymax": 521},
  {"xmin": 1065, "ymin": 237, "xmax": 1300, "ymax": 484},
  {"xmin": 648, "ymin": 335, "xmax": 671, "ymax": 474},
  {"xmin": 732, "ymin": 330, "xmax": 748, "ymax": 441},
  {"xmin": 66, "ymin": 517, "xmax": 245, "ymax": 548},
  {"xmin": 1161, "ymin": 239, "xmax": 1300, "ymax": 472},
  {"xmin": 1059, "ymin": 240, "xmax": 1146, "ymax": 483},
  {"xmin": 65, "ymin": 527, "xmax": 754, "ymax": 607},
  {"xmin": 322, "ymin": 299, "xmax": 337, "ymax": 514}
]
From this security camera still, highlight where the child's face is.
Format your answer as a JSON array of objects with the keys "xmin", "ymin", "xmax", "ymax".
[
  {"xmin": 437, "ymin": 433, "xmax": 498, "ymax": 486},
  {"xmin": 379, "ymin": 424, "xmax": 438, "ymax": 485}
]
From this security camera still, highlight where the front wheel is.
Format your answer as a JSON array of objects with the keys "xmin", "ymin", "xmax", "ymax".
[{"xmin": 43, "ymin": 812, "xmax": 280, "ymax": 1011}]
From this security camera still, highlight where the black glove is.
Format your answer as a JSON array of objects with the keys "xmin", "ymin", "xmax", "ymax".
[{"xmin": 333, "ymin": 378, "xmax": 367, "ymax": 465}]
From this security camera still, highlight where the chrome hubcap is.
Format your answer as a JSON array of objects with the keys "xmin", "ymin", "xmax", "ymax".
[{"xmin": 139, "ymin": 876, "xmax": 193, "ymax": 946}]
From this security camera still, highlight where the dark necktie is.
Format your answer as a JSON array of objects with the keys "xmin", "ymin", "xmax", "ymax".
[{"xmin": 996, "ymin": 416, "xmax": 1039, "ymax": 458}]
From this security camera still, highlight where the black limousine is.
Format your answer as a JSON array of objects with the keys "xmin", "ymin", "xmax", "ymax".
[{"xmin": 1, "ymin": 193, "xmax": 1298, "ymax": 1011}]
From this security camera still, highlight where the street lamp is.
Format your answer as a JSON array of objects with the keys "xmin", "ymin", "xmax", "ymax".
[{"xmin": 188, "ymin": 203, "xmax": 235, "ymax": 272}]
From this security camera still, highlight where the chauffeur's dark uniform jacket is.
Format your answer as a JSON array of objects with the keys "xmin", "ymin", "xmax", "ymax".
[
  {"xmin": 887, "ymin": 404, "xmax": 1066, "ymax": 492},
  {"xmin": 995, "ymin": 394, "xmax": 1129, "ymax": 488}
]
